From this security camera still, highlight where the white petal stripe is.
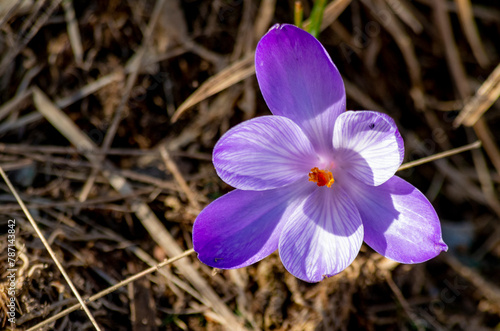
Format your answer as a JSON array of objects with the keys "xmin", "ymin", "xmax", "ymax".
[
  {"xmin": 333, "ymin": 111, "xmax": 404, "ymax": 186},
  {"xmin": 279, "ymin": 187, "xmax": 364, "ymax": 282},
  {"xmin": 214, "ymin": 116, "xmax": 317, "ymax": 191}
]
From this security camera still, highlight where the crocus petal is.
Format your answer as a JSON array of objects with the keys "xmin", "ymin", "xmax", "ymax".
[
  {"xmin": 213, "ymin": 116, "xmax": 317, "ymax": 191},
  {"xmin": 279, "ymin": 187, "xmax": 364, "ymax": 282},
  {"xmin": 332, "ymin": 111, "xmax": 404, "ymax": 186},
  {"xmin": 346, "ymin": 175, "xmax": 448, "ymax": 263},
  {"xmin": 255, "ymin": 24, "xmax": 346, "ymax": 156},
  {"xmin": 193, "ymin": 183, "xmax": 313, "ymax": 269}
]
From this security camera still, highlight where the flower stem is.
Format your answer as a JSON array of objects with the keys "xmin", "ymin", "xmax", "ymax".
[
  {"xmin": 294, "ymin": 1, "xmax": 304, "ymax": 29},
  {"xmin": 307, "ymin": 0, "xmax": 328, "ymax": 38}
]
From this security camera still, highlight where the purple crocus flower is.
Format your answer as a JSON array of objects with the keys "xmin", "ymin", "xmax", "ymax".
[{"xmin": 192, "ymin": 24, "xmax": 447, "ymax": 282}]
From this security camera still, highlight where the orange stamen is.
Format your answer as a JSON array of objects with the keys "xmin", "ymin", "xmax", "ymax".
[{"xmin": 308, "ymin": 167, "xmax": 335, "ymax": 187}]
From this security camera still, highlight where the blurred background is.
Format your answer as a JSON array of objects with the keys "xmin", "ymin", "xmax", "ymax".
[{"xmin": 0, "ymin": 0, "xmax": 499, "ymax": 330}]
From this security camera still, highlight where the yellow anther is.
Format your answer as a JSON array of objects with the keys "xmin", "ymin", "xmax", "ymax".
[{"xmin": 308, "ymin": 167, "xmax": 334, "ymax": 187}]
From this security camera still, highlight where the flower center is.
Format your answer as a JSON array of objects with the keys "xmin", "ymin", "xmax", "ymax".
[{"xmin": 308, "ymin": 167, "xmax": 334, "ymax": 187}]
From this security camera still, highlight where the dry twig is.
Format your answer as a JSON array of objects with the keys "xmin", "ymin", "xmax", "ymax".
[
  {"xmin": 31, "ymin": 85, "xmax": 243, "ymax": 329},
  {"xmin": 454, "ymin": 63, "xmax": 500, "ymax": 127},
  {"xmin": 26, "ymin": 249, "xmax": 196, "ymax": 331},
  {"xmin": 0, "ymin": 167, "xmax": 102, "ymax": 331}
]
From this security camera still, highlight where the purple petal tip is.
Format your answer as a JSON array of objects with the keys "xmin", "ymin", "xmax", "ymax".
[{"xmin": 438, "ymin": 239, "xmax": 448, "ymax": 252}]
